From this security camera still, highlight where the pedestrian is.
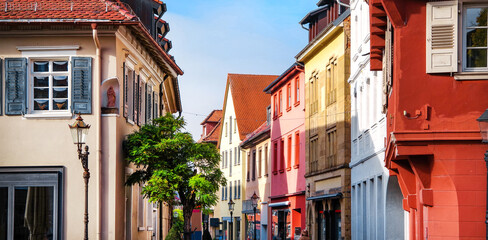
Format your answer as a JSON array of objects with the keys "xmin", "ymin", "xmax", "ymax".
[
  {"xmin": 202, "ymin": 227, "xmax": 212, "ymax": 240},
  {"xmin": 299, "ymin": 229, "xmax": 310, "ymax": 240}
]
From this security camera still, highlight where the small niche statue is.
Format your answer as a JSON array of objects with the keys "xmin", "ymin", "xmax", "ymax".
[{"xmin": 107, "ymin": 86, "xmax": 116, "ymax": 108}]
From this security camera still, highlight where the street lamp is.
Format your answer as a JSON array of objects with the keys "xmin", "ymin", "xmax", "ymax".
[
  {"xmin": 251, "ymin": 192, "xmax": 259, "ymax": 240},
  {"xmin": 477, "ymin": 109, "xmax": 488, "ymax": 239},
  {"xmin": 69, "ymin": 113, "xmax": 91, "ymax": 240},
  {"xmin": 228, "ymin": 199, "xmax": 235, "ymax": 240}
]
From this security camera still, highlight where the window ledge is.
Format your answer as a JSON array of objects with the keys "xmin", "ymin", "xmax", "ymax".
[
  {"xmin": 279, "ymin": 169, "xmax": 284, "ymax": 173},
  {"xmin": 24, "ymin": 112, "xmax": 73, "ymax": 119},
  {"xmin": 286, "ymin": 107, "xmax": 291, "ymax": 112},
  {"xmin": 454, "ymin": 72, "xmax": 488, "ymax": 81},
  {"xmin": 294, "ymin": 102, "xmax": 300, "ymax": 107},
  {"xmin": 138, "ymin": 227, "xmax": 146, "ymax": 231},
  {"xmin": 272, "ymin": 171, "xmax": 278, "ymax": 175},
  {"xmin": 286, "ymin": 167, "xmax": 291, "ymax": 171},
  {"xmin": 293, "ymin": 164, "xmax": 299, "ymax": 169}
]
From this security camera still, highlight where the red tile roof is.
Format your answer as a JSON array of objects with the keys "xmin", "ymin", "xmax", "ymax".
[
  {"xmin": 227, "ymin": 73, "xmax": 277, "ymax": 141},
  {"xmin": 0, "ymin": 0, "xmax": 133, "ymax": 21},
  {"xmin": 240, "ymin": 121, "xmax": 270, "ymax": 148},
  {"xmin": 0, "ymin": 0, "xmax": 183, "ymax": 76},
  {"xmin": 198, "ymin": 120, "xmax": 221, "ymax": 144},
  {"xmin": 200, "ymin": 110, "xmax": 223, "ymax": 125}
]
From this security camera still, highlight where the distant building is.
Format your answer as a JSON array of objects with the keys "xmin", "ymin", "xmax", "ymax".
[
  {"xmin": 296, "ymin": 0, "xmax": 351, "ymax": 239},
  {"xmin": 263, "ymin": 63, "xmax": 306, "ymax": 240},
  {"xmin": 348, "ymin": 0, "xmax": 405, "ymax": 239},
  {"xmin": 216, "ymin": 73, "xmax": 277, "ymax": 240},
  {"xmin": 0, "ymin": 0, "xmax": 182, "ymax": 239}
]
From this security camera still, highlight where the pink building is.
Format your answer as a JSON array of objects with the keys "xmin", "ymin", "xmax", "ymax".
[{"xmin": 263, "ymin": 63, "xmax": 306, "ymax": 240}]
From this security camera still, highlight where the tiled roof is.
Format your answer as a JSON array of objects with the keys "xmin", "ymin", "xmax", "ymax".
[
  {"xmin": 0, "ymin": 0, "xmax": 134, "ymax": 21},
  {"xmin": 198, "ymin": 120, "xmax": 221, "ymax": 144},
  {"xmin": 200, "ymin": 110, "xmax": 223, "ymax": 125},
  {"xmin": 0, "ymin": 0, "xmax": 184, "ymax": 77},
  {"xmin": 240, "ymin": 121, "xmax": 270, "ymax": 148},
  {"xmin": 227, "ymin": 73, "xmax": 277, "ymax": 141}
]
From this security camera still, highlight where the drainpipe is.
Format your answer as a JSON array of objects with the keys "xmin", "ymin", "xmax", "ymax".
[{"xmin": 91, "ymin": 23, "xmax": 102, "ymax": 239}]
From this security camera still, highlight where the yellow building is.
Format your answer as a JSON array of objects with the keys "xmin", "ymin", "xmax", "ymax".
[
  {"xmin": 296, "ymin": 2, "xmax": 351, "ymax": 239},
  {"xmin": 0, "ymin": 1, "xmax": 182, "ymax": 239}
]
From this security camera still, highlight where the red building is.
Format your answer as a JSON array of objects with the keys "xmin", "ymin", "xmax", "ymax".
[
  {"xmin": 369, "ymin": 0, "xmax": 488, "ymax": 238},
  {"xmin": 263, "ymin": 63, "xmax": 306, "ymax": 240}
]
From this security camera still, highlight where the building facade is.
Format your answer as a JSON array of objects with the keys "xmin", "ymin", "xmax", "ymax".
[
  {"xmin": 348, "ymin": 0, "xmax": 405, "ymax": 239},
  {"xmin": 263, "ymin": 63, "xmax": 306, "ymax": 240},
  {"xmin": 216, "ymin": 73, "xmax": 276, "ymax": 240},
  {"xmin": 296, "ymin": 1, "xmax": 352, "ymax": 239},
  {"xmin": 369, "ymin": 0, "xmax": 488, "ymax": 238},
  {"xmin": 240, "ymin": 122, "xmax": 271, "ymax": 240},
  {"xmin": 0, "ymin": 1, "xmax": 182, "ymax": 239}
]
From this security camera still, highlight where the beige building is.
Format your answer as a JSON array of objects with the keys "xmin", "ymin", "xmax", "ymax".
[
  {"xmin": 296, "ymin": 1, "xmax": 351, "ymax": 239},
  {"xmin": 0, "ymin": 1, "xmax": 182, "ymax": 239}
]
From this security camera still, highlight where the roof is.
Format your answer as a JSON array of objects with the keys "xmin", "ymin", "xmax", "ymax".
[
  {"xmin": 0, "ymin": 0, "xmax": 183, "ymax": 76},
  {"xmin": 264, "ymin": 63, "xmax": 304, "ymax": 94},
  {"xmin": 200, "ymin": 110, "xmax": 223, "ymax": 125},
  {"xmin": 240, "ymin": 121, "xmax": 270, "ymax": 149},
  {"xmin": 219, "ymin": 73, "xmax": 277, "ymax": 146},
  {"xmin": 299, "ymin": 5, "xmax": 329, "ymax": 25},
  {"xmin": 198, "ymin": 120, "xmax": 221, "ymax": 144}
]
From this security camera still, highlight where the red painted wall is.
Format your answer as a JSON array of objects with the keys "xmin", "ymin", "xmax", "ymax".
[{"xmin": 377, "ymin": 0, "xmax": 488, "ymax": 239}]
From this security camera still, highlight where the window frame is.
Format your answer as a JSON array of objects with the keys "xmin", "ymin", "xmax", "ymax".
[
  {"xmin": 287, "ymin": 135, "xmax": 292, "ymax": 171},
  {"xmin": 29, "ymin": 58, "xmax": 72, "ymax": 115},
  {"xmin": 294, "ymin": 131, "xmax": 300, "ymax": 169},
  {"xmin": 286, "ymin": 83, "xmax": 292, "ymax": 111},
  {"xmin": 294, "ymin": 77, "xmax": 300, "ymax": 106},
  {"xmin": 0, "ymin": 167, "xmax": 64, "ymax": 240},
  {"xmin": 462, "ymin": 3, "xmax": 488, "ymax": 72}
]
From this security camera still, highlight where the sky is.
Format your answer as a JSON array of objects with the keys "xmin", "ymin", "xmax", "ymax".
[{"xmin": 162, "ymin": 0, "xmax": 318, "ymax": 140}]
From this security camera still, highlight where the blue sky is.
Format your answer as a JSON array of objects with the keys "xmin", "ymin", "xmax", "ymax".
[{"xmin": 163, "ymin": 0, "xmax": 317, "ymax": 139}]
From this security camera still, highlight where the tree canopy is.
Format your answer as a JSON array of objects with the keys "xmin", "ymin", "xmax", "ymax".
[{"xmin": 124, "ymin": 113, "xmax": 225, "ymax": 239}]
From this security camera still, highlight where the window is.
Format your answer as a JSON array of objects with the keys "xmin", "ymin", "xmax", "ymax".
[
  {"xmin": 267, "ymin": 105, "xmax": 271, "ymax": 125},
  {"xmin": 273, "ymin": 94, "xmax": 278, "ymax": 117},
  {"xmin": 225, "ymin": 122, "xmax": 228, "ymax": 137},
  {"xmin": 31, "ymin": 60, "xmax": 70, "ymax": 112},
  {"xmin": 273, "ymin": 142, "xmax": 278, "ymax": 174},
  {"xmin": 0, "ymin": 167, "xmax": 63, "ymax": 240},
  {"xmin": 247, "ymin": 152, "xmax": 251, "ymax": 181},
  {"xmin": 221, "ymin": 153, "xmax": 224, "ymax": 169},
  {"xmin": 234, "ymin": 180, "xmax": 237, "ymax": 199},
  {"xmin": 229, "ymin": 116, "xmax": 233, "ymax": 144},
  {"xmin": 235, "ymin": 147, "xmax": 238, "ymax": 165},
  {"xmin": 234, "ymin": 118, "xmax": 237, "ymax": 133},
  {"xmin": 225, "ymin": 151, "xmax": 228, "ymax": 169},
  {"xmin": 229, "ymin": 150, "xmax": 233, "ymax": 177},
  {"xmin": 252, "ymin": 150, "xmax": 256, "ymax": 181},
  {"xmin": 264, "ymin": 144, "xmax": 269, "ymax": 176},
  {"xmin": 463, "ymin": 5, "xmax": 488, "ymax": 70},
  {"xmin": 138, "ymin": 185, "xmax": 145, "ymax": 229},
  {"xmin": 287, "ymin": 136, "xmax": 292, "ymax": 171},
  {"xmin": 238, "ymin": 180, "xmax": 241, "ymax": 199},
  {"xmin": 327, "ymin": 62, "xmax": 337, "ymax": 105},
  {"xmin": 286, "ymin": 83, "xmax": 291, "ymax": 110},
  {"xmin": 280, "ymin": 139, "xmax": 285, "ymax": 173},
  {"xmin": 327, "ymin": 129, "xmax": 337, "ymax": 168},
  {"xmin": 238, "ymin": 147, "xmax": 241, "ymax": 165},
  {"xmin": 310, "ymin": 137, "xmax": 319, "ymax": 172},
  {"xmin": 225, "ymin": 185, "xmax": 228, "ymax": 200},
  {"xmin": 295, "ymin": 132, "xmax": 300, "ymax": 168},
  {"xmin": 279, "ymin": 90, "xmax": 283, "ymax": 115},
  {"xmin": 229, "ymin": 181, "xmax": 232, "ymax": 202},
  {"xmin": 258, "ymin": 148, "xmax": 262, "ymax": 177},
  {"xmin": 309, "ymin": 73, "xmax": 318, "ymax": 115},
  {"xmin": 4, "ymin": 57, "xmax": 92, "ymax": 116},
  {"xmin": 295, "ymin": 77, "xmax": 300, "ymax": 105},
  {"xmin": 222, "ymin": 186, "xmax": 225, "ymax": 200}
]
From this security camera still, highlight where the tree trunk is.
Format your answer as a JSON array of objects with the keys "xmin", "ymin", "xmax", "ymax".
[{"xmin": 183, "ymin": 205, "xmax": 193, "ymax": 240}]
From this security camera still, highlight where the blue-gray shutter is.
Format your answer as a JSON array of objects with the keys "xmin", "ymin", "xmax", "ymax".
[
  {"xmin": 135, "ymin": 75, "xmax": 139, "ymax": 125},
  {"xmin": 71, "ymin": 57, "xmax": 92, "ymax": 114},
  {"xmin": 153, "ymin": 91, "xmax": 156, "ymax": 119},
  {"xmin": 147, "ymin": 88, "xmax": 152, "ymax": 121},
  {"xmin": 123, "ymin": 62, "xmax": 128, "ymax": 118},
  {"xmin": 5, "ymin": 58, "xmax": 27, "ymax": 115},
  {"xmin": 132, "ymin": 70, "xmax": 136, "ymax": 122}
]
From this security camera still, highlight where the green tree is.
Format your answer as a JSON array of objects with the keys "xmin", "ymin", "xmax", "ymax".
[{"xmin": 124, "ymin": 113, "xmax": 225, "ymax": 240}]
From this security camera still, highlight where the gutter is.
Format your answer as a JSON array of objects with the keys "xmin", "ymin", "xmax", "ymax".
[{"xmin": 91, "ymin": 23, "xmax": 103, "ymax": 239}]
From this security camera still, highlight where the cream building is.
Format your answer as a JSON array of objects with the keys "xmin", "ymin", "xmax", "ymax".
[{"xmin": 0, "ymin": 1, "xmax": 182, "ymax": 239}]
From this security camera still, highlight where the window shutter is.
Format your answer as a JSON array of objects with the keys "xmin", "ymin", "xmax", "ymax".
[
  {"xmin": 138, "ymin": 76, "xmax": 142, "ymax": 125},
  {"xmin": 132, "ymin": 71, "xmax": 136, "ymax": 122},
  {"xmin": 153, "ymin": 91, "xmax": 156, "ymax": 119},
  {"xmin": 426, "ymin": 1, "xmax": 458, "ymax": 73},
  {"xmin": 135, "ymin": 75, "xmax": 139, "ymax": 125},
  {"xmin": 71, "ymin": 57, "xmax": 92, "ymax": 114},
  {"xmin": 147, "ymin": 89, "xmax": 152, "ymax": 121},
  {"xmin": 123, "ymin": 63, "xmax": 128, "ymax": 118},
  {"xmin": 5, "ymin": 58, "xmax": 27, "ymax": 115}
]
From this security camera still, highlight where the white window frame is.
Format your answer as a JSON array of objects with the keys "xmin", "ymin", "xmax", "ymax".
[
  {"xmin": 462, "ymin": 3, "xmax": 488, "ymax": 72},
  {"xmin": 26, "ymin": 57, "xmax": 72, "ymax": 117}
]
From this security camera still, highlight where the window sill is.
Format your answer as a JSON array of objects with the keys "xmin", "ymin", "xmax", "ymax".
[
  {"xmin": 286, "ymin": 107, "xmax": 291, "ymax": 112},
  {"xmin": 279, "ymin": 169, "xmax": 284, "ymax": 173},
  {"xmin": 138, "ymin": 227, "xmax": 146, "ymax": 231},
  {"xmin": 294, "ymin": 102, "xmax": 300, "ymax": 107},
  {"xmin": 293, "ymin": 164, "xmax": 299, "ymax": 169},
  {"xmin": 24, "ymin": 112, "xmax": 73, "ymax": 119},
  {"xmin": 147, "ymin": 227, "xmax": 154, "ymax": 231},
  {"xmin": 272, "ymin": 171, "xmax": 278, "ymax": 175},
  {"xmin": 454, "ymin": 72, "xmax": 488, "ymax": 81},
  {"xmin": 286, "ymin": 167, "xmax": 291, "ymax": 171}
]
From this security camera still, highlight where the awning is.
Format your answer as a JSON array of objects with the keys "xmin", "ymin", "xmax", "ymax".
[
  {"xmin": 306, "ymin": 193, "xmax": 342, "ymax": 201},
  {"xmin": 242, "ymin": 209, "xmax": 261, "ymax": 214},
  {"xmin": 222, "ymin": 216, "xmax": 241, "ymax": 222},
  {"xmin": 268, "ymin": 201, "xmax": 290, "ymax": 208}
]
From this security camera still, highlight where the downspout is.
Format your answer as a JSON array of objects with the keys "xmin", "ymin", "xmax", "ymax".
[{"xmin": 91, "ymin": 23, "xmax": 102, "ymax": 240}]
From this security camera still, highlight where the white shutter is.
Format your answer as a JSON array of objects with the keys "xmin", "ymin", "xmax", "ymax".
[{"xmin": 426, "ymin": 1, "xmax": 458, "ymax": 73}]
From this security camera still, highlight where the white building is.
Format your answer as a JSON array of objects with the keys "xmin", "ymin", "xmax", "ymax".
[{"xmin": 348, "ymin": 0, "xmax": 405, "ymax": 239}]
